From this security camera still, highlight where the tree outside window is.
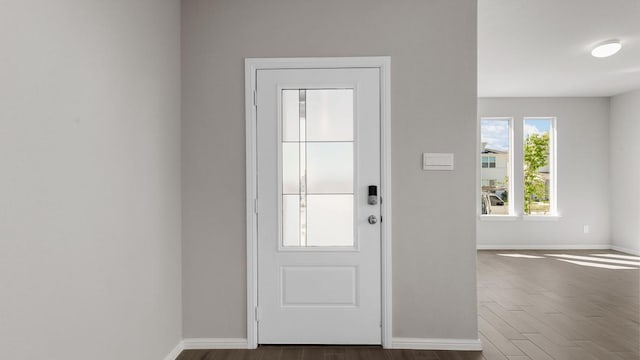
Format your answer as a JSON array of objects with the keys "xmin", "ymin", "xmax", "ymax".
[{"xmin": 523, "ymin": 119, "xmax": 552, "ymax": 215}]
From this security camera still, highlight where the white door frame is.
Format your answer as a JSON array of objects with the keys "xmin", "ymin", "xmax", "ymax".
[{"xmin": 245, "ymin": 57, "xmax": 392, "ymax": 349}]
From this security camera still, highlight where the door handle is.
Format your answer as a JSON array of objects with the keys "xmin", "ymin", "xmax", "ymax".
[{"xmin": 368, "ymin": 215, "xmax": 378, "ymax": 224}]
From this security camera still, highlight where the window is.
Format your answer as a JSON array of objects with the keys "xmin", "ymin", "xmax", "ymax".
[
  {"xmin": 523, "ymin": 118, "xmax": 555, "ymax": 215},
  {"xmin": 480, "ymin": 116, "xmax": 557, "ymax": 217},
  {"xmin": 481, "ymin": 156, "xmax": 496, "ymax": 168},
  {"xmin": 480, "ymin": 118, "xmax": 512, "ymax": 215}
]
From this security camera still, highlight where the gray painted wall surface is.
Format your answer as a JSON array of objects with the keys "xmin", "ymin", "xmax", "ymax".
[
  {"xmin": 610, "ymin": 90, "xmax": 640, "ymax": 255},
  {"xmin": 477, "ymin": 98, "xmax": 611, "ymax": 248},
  {"xmin": 182, "ymin": 0, "xmax": 478, "ymax": 340},
  {"xmin": 0, "ymin": 1, "xmax": 182, "ymax": 359}
]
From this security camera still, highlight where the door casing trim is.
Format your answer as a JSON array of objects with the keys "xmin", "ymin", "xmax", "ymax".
[{"xmin": 245, "ymin": 57, "xmax": 392, "ymax": 348}]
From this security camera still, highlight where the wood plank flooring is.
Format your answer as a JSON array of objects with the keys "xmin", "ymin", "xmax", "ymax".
[
  {"xmin": 177, "ymin": 347, "xmax": 482, "ymax": 360},
  {"xmin": 177, "ymin": 250, "xmax": 639, "ymax": 360}
]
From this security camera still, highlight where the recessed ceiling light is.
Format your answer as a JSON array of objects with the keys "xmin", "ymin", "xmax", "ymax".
[{"xmin": 591, "ymin": 39, "xmax": 622, "ymax": 58}]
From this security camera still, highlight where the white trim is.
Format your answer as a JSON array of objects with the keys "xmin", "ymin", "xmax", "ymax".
[
  {"xmin": 611, "ymin": 245, "xmax": 640, "ymax": 256},
  {"xmin": 476, "ymin": 114, "xmax": 481, "ymax": 216},
  {"xmin": 478, "ymin": 215, "xmax": 565, "ymax": 221},
  {"xmin": 245, "ymin": 57, "xmax": 259, "ymax": 349},
  {"xmin": 183, "ymin": 338, "xmax": 249, "ymax": 350},
  {"xmin": 479, "ymin": 215, "xmax": 520, "ymax": 221},
  {"xmin": 244, "ymin": 57, "xmax": 392, "ymax": 349},
  {"xmin": 550, "ymin": 117, "xmax": 558, "ymax": 216},
  {"xmin": 379, "ymin": 56, "xmax": 393, "ymax": 349},
  {"xmin": 245, "ymin": 56, "xmax": 391, "ymax": 70},
  {"xmin": 391, "ymin": 337, "xmax": 482, "ymax": 351},
  {"xmin": 477, "ymin": 244, "xmax": 611, "ymax": 250},
  {"xmin": 522, "ymin": 215, "xmax": 561, "ymax": 221},
  {"xmin": 162, "ymin": 341, "xmax": 184, "ymax": 360}
]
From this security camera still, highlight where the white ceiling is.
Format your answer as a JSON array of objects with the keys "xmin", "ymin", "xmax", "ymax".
[{"xmin": 478, "ymin": 0, "xmax": 640, "ymax": 97}]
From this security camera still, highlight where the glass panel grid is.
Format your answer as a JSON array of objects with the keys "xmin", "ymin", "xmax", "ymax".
[{"xmin": 281, "ymin": 89, "xmax": 354, "ymax": 247}]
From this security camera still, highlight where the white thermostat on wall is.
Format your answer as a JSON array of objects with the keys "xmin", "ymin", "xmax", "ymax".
[{"xmin": 423, "ymin": 153, "xmax": 454, "ymax": 171}]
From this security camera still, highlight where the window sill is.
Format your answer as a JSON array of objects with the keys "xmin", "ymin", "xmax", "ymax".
[
  {"xmin": 479, "ymin": 215, "xmax": 519, "ymax": 221},
  {"xmin": 522, "ymin": 215, "xmax": 561, "ymax": 221},
  {"xmin": 479, "ymin": 214, "xmax": 562, "ymax": 221}
]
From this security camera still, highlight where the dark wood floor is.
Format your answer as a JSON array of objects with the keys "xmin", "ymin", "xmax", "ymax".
[
  {"xmin": 177, "ymin": 347, "xmax": 479, "ymax": 360},
  {"xmin": 177, "ymin": 250, "xmax": 639, "ymax": 360}
]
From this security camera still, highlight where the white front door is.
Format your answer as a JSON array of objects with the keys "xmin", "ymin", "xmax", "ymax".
[{"xmin": 256, "ymin": 67, "xmax": 382, "ymax": 344}]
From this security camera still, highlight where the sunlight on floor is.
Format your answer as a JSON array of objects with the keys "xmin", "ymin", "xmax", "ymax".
[
  {"xmin": 590, "ymin": 253, "xmax": 640, "ymax": 261},
  {"xmin": 545, "ymin": 254, "xmax": 640, "ymax": 267},
  {"xmin": 555, "ymin": 258, "xmax": 638, "ymax": 270},
  {"xmin": 496, "ymin": 254, "xmax": 545, "ymax": 258},
  {"xmin": 492, "ymin": 252, "xmax": 640, "ymax": 270}
]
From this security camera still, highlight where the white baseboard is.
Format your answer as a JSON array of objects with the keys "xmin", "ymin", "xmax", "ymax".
[
  {"xmin": 168, "ymin": 336, "xmax": 486, "ymax": 355},
  {"xmin": 477, "ymin": 244, "xmax": 611, "ymax": 250},
  {"xmin": 391, "ymin": 337, "xmax": 482, "ymax": 351},
  {"xmin": 162, "ymin": 338, "xmax": 249, "ymax": 359},
  {"xmin": 163, "ymin": 341, "xmax": 184, "ymax": 360},
  {"xmin": 182, "ymin": 338, "xmax": 248, "ymax": 350},
  {"xmin": 169, "ymin": 337, "xmax": 482, "ymax": 354},
  {"xmin": 611, "ymin": 245, "xmax": 640, "ymax": 256}
]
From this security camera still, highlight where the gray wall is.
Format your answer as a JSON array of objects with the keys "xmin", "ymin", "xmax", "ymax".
[
  {"xmin": 182, "ymin": 0, "xmax": 479, "ymax": 340},
  {"xmin": 610, "ymin": 90, "xmax": 640, "ymax": 255},
  {"xmin": 0, "ymin": 1, "xmax": 182, "ymax": 359},
  {"xmin": 477, "ymin": 98, "xmax": 611, "ymax": 248}
]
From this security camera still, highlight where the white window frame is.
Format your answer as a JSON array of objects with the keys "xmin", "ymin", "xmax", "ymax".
[
  {"xmin": 522, "ymin": 117, "xmax": 558, "ymax": 218},
  {"xmin": 479, "ymin": 117, "xmax": 515, "ymax": 218}
]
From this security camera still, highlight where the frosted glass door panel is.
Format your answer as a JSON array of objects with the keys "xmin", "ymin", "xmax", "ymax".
[
  {"xmin": 281, "ymin": 88, "xmax": 355, "ymax": 248},
  {"xmin": 306, "ymin": 89, "xmax": 354, "ymax": 141},
  {"xmin": 282, "ymin": 90, "xmax": 301, "ymax": 142},
  {"xmin": 306, "ymin": 195, "xmax": 354, "ymax": 247},
  {"xmin": 282, "ymin": 195, "xmax": 301, "ymax": 246},
  {"xmin": 307, "ymin": 143, "xmax": 353, "ymax": 194},
  {"xmin": 282, "ymin": 143, "xmax": 300, "ymax": 194}
]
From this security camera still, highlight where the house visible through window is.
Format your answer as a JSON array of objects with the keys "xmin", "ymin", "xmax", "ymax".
[
  {"xmin": 480, "ymin": 116, "xmax": 556, "ymax": 217},
  {"xmin": 480, "ymin": 118, "xmax": 512, "ymax": 215}
]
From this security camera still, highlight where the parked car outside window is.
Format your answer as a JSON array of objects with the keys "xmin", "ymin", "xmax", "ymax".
[{"xmin": 481, "ymin": 192, "xmax": 507, "ymax": 215}]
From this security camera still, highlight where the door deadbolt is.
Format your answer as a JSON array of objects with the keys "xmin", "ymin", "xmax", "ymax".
[
  {"xmin": 368, "ymin": 215, "xmax": 378, "ymax": 224},
  {"xmin": 368, "ymin": 185, "xmax": 378, "ymax": 205}
]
